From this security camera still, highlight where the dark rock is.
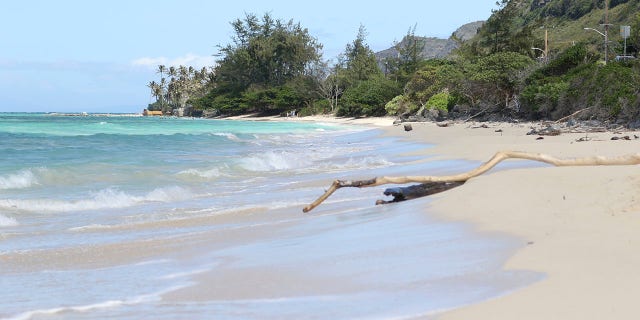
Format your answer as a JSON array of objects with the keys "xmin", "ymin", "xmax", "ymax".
[
  {"xmin": 423, "ymin": 108, "xmax": 439, "ymax": 121},
  {"xmin": 406, "ymin": 115, "xmax": 419, "ymax": 122},
  {"xmin": 404, "ymin": 124, "xmax": 413, "ymax": 132},
  {"xmin": 629, "ymin": 120, "xmax": 640, "ymax": 130}
]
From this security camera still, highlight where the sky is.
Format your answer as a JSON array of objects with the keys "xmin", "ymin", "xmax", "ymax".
[{"xmin": 0, "ymin": 0, "xmax": 498, "ymax": 113}]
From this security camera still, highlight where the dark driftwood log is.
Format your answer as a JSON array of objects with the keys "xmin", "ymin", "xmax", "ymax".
[{"xmin": 375, "ymin": 181, "xmax": 465, "ymax": 205}]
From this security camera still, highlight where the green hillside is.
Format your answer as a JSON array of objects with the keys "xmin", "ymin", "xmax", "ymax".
[
  {"xmin": 389, "ymin": 0, "xmax": 640, "ymax": 125},
  {"xmin": 517, "ymin": 0, "xmax": 640, "ymax": 57}
]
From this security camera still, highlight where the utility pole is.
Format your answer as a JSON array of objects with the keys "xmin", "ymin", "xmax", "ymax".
[{"xmin": 544, "ymin": 28, "xmax": 549, "ymax": 62}]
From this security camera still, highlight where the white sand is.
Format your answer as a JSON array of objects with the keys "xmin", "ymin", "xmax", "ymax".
[
  {"xmin": 223, "ymin": 114, "xmax": 396, "ymax": 127},
  {"xmin": 224, "ymin": 115, "xmax": 640, "ymax": 318},
  {"xmin": 378, "ymin": 121, "xmax": 640, "ymax": 319}
]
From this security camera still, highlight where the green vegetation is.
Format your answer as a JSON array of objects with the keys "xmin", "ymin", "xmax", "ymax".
[
  {"xmin": 147, "ymin": 65, "xmax": 212, "ymax": 115},
  {"xmin": 147, "ymin": 0, "xmax": 640, "ymax": 124}
]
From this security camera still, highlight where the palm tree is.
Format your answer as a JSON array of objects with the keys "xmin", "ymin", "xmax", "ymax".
[
  {"xmin": 168, "ymin": 66, "xmax": 177, "ymax": 79},
  {"xmin": 147, "ymin": 81, "xmax": 158, "ymax": 100},
  {"xmin": 159, "ymin": 77, "xmax": 168, "ymax": 113},
  {"xmin": 156, "ymin": 65, "xmax": 166, "ymax": 79},
  {"xmin": 147, "ymin": 81, "xmax": 164, "ymax": 111}
]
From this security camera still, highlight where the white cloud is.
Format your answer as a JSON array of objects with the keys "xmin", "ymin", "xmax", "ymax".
[{"xmin": 131, "ymin": 53, "xmax": 217, "ymax": 70}]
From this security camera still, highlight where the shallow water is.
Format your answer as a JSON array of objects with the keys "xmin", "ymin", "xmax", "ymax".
[{"xmin": 0, "ymin": 113, "xmax": 540, "ymax": 319}]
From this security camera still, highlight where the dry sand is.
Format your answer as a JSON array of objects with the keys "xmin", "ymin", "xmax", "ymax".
[
  {"xmin": 378, "ymin": 121, "xmax": 640, "ymax": 319},
  {"xmin": 223, "ymin": 113, "xmax": 396, "ymax": 127},
  {"xmin": 227, "ymin": 114, "xmax": 640, "ymax": 318}
]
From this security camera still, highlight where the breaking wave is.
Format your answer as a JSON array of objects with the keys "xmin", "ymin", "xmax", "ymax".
[
  {"xmin": 0, "ymin": 186, "xmax": 194, "ymax": 213},
  {"xmin": 177, "ymin": 167, "xmax": 224, "ymax": 180},
  {"xmin": 0, "ymin": 169, "xmax": 39, "ymax": 190},
  {"xmin": 0, "ymin": 214, "xmax": 18, "ymax": 227},
  {"xmin": 239, "ymin": 150, "xmax": 314, "ymax": 172}
]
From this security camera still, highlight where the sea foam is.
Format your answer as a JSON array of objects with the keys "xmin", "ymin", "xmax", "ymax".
[
  {"xmin": 0, "ymin": 214, "xmax": 18, "ymax": 227},
  {"xmin": 0, "ymin": 169, "xmax": 39, "ymax": 190},
  {"xmin": 239, "ymin": 150, "xmax": 313, "ymax": 172},
  {"xmin": 177, "ymin": 167, "xmax": 223, "ymax": 180},
  {"xmin": 0, "ymin": 186, "xmax": 195, "ymax": 213}
]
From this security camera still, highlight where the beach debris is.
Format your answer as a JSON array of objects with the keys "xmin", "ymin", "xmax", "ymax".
[
  {"xmin": 536, "ymin": 136, "xmax": 544, "ymax": 140},
  {"xmin": 611, "ymin": 136, "xmax": 631, "ymax": 141},
  {"xmin": 527, "ymin": 124, "xmax": 561, "ymax": 136},
  {"xmin": 303, "ymin": 151, "xmax": 640, "ymax": 213},
  {"xmin": 375, "ymin": 181, "xmax": 465, "ymax": 204},
  {"xmin": 436, "ymin": 121, "xmax": 451, "ymax": 127},
  {"xmin": 554, "ymin": 107, "xmax": 591, "ymax": 124},
  {"xmin": 576, "ymin": 136, "xmax": 591, "ymax": 142},
  {"xmin": 404, "ymin": 124, "xmax": 413, "ymax": 132}
]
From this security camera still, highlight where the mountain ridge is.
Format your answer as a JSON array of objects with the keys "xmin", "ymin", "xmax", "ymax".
[{"xmin": 374, "ymin": 21, "xmax": 485, "ymax": 61}]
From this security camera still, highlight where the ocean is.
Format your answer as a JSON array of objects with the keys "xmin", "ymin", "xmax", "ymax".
[{"xmin": 0, "ymin": 113, "xmax": 539, "ymax": 319}]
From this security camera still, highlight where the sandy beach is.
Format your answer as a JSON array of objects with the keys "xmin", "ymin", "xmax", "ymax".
[
  {"xmin": 7, "ymin": 113, "xmax": 638, "ymax": 318},
  {"xmin": 375, "ymin": 121, "xmax": 640, "ymax": 319},
  {"xmin": 218, "ymin": 114, "xmax": 640, "ymax": 318}
]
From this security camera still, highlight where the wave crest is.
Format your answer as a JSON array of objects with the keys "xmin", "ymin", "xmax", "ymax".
[
  {"xmin": 0, "ymin": 169, "xmax": 39, "ymax": 190},
  {"xmin": 0, "ymin": 186, "xmax": 194, "ymax": 213},
  {"xmin": 0, "ymin": 214, "xmax": 18, "ymax": 227},
  {"xmin": 177, "ymin": 167, "xmax": 222, "ymax": 180},
  {"xmin": 239, "ymin": 151, "xmax": 312, "ymax": 172}
]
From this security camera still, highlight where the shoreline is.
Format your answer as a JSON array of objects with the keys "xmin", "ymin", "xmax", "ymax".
[
  {"xmin": 222, "ymin": 113, "xmax": 397, "ymax": 127},
  {"xmin": 219, "ymin": 114, "xmax": 640, "ymax": 317},
  {"xmin": 376, "ymin": 121, "xmax": 640, "ymax": 319},
  {"xmin": 242, "ymin": 115, "xmax": 640, "ymax": 318}
]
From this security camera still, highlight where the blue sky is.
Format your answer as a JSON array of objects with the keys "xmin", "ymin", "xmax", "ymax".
[{"xmin": 0, "ymin": 0, "xmax": 498, "ymax": 113}]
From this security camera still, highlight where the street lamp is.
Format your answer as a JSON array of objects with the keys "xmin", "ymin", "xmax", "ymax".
[{"xmin": 584, "ymin": 26, "xmax": 609, "ymax": 64}]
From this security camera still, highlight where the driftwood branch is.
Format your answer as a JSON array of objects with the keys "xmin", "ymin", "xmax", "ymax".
[
  {"xmin": 302, "ymin": 151, "xmax": 640, "ymax": 213},
  {"xmin": 376, "ymin": 181, "xmax": 465, "ymax": 205},
  {"xmin": 554, "ymin": 107, "xmax": 591, "ymax": 124},
  {"xmin": 463, "ymin": 107, "xmax": 490, "ymax": 123}
]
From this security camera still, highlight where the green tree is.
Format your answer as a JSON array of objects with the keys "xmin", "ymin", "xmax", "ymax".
[
  {"xmin": 215, "ymin": 13, "xmax": 322, "ymax": 89},
  {"xmin": 467, "ymin": 51, "xmax": 534, "ymax": 108},
  {"xmin": 630, "ymin": 13, "xmax": 640, "ymax": 54},
  {"xmin": 339, "ymin": 25, "xmax": 382, "ymax": 86},
  {"xmin": 385, "ymin": 94, "xmax": 418, "ymax": 116},
  {"xmin": 425, "ymin": 90, "xmax": 453, "ymax": 112},
  {"xmin": 479, "ymin": 0, "xmax": 516, "ymax": 54},
  {"xmin": 338, "ymin": 75, "xmax": 401, "ymax": 117},
  {"xmin": 463, "ymin": 0, "xmax": 537, "ymax": 57},
  {"xmin": 404, "ymin": 60, "xmax": 464, "ymax": 106},
  {"xmin": 333, "ymin": 25, "xmax": 386, "ymax": 116},
  {"xmin": 208, "ymin": 13, "xmax": 324, "ymax": 114},
  {"xmin": 384, "ymin": 25, "xmax": 427, "ymax": 84}
]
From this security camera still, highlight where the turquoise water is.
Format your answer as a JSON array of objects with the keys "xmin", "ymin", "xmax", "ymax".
[{"xmin": 0, "ymin": 113, "xmax": 539, "ymax": 319}]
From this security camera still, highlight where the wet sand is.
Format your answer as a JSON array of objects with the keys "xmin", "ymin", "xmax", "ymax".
[
  {"xmin": 379, "ymin": 121, "xmax": 640, "ymax": 319},
  {"xmin": 195, "ymin": 115, "xmax": 640, "ymax": 318}
]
